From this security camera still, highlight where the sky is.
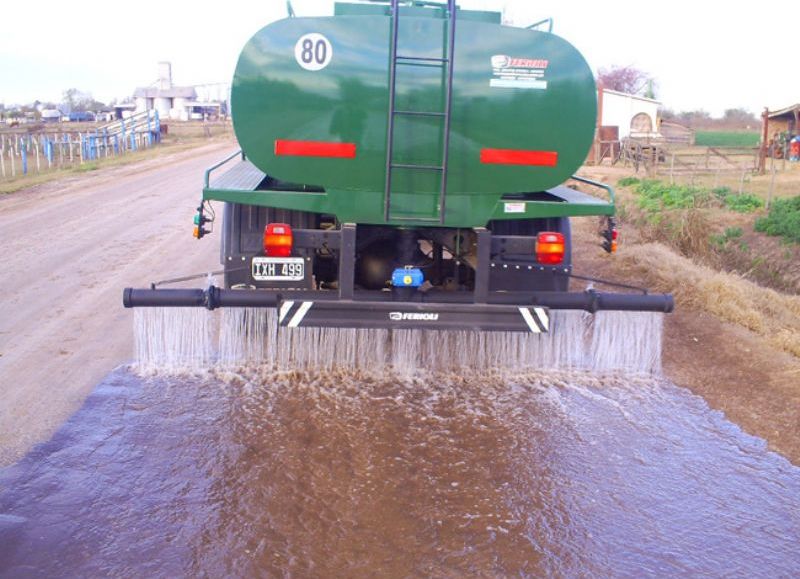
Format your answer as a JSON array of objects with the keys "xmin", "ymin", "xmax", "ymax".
[{"xmin": 0, "ymin": 0, "xmax": 796, "ymax": 116}]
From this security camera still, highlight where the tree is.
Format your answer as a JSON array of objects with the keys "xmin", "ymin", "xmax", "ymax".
[
  {"xmin": 61, "ymin": 88, "xmax": 96, "ymax": 112},
  {"xmin": 597, "ymin": 65, "xmax": 655, "ymax": 97},
  {"xmin": 668, "ymin": 109, "xmax": 712, "ymax": 129},
  {"xmin": 722, "ymin": 108, "xmax": 758, "ymax": 128},
  {"xmin": 659, "ymin": 107, "xmax": 676, "ymax": 121}
]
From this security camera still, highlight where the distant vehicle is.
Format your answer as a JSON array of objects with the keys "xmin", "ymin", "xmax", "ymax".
[
  {"xmin": 67, "ymin": 112, "xmax": 95, "ymax": 122},
  {"xmin": 41, "ymin": 109, "xmax": 62, "ymax": 123}
]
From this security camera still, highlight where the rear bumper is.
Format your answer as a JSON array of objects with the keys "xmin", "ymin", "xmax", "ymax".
[{"xmin": 123, "ymin": 286, "xmax": 673, "ymax": 333}]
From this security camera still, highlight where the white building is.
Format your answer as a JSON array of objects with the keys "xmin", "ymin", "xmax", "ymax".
[
  {"xmin": 599, "ymin": 88, "xmax": 661, "ymax": 139},
  {"xmin": 133, "ymin": 62, "xmax": 198, "ymax": 121}
]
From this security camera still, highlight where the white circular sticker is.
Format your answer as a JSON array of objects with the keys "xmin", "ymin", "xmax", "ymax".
[{"xmin": 294, "ymin": 33, "xmax": 333, "ymax": 71}]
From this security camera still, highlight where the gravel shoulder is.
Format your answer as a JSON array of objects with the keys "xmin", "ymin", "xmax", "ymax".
[{"xmin": 0, "ymin": 142, "xmax": 231, "ymax": 465}]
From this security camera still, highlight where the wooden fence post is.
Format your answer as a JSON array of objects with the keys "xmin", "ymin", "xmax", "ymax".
[
  {"xmin": 739, "ymin": 166, "xmax": 746, "ymax": 195},
  {"xmin": 767, "ymin": 156, "xmax": 776, "ymax": 209},
  {"xmin": 20, "ymin": 140, "xmax": 27, "ymax": 175},
  {"xmin": 669, "ymin": 153, "xmax": 675, "ymax": 184}
]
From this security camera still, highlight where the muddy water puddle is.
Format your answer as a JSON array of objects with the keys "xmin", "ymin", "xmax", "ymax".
[{"xmin": 1, "ymin": 367, "xmax": 799, "ymax": 577}]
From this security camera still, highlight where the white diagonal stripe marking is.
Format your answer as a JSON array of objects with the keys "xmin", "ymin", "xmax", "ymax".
[
  {"xmin": 279, "ymin": 301, "xmax": 294, "ymax": 323},
  {"xmin": 288, "ymin": 301, "xmax": 313, "ymax": 328},
  {"xmin": 533, "ymin": 307, "xmax": 549, "ymax": 332},
  {"xmin": 518, "ymin": 307, "xmax": 541, "ymax": 333}
]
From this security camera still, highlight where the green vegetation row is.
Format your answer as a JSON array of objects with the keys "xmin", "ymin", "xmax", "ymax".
[
  {"xmin": 619, "ymin": 177, "xmax": 800, "ymax": 246},
  {"xmin": 694, "ymin": 131, "xmax": 760, "ymax": 148},
  {"xmin": 617, "ymin": 177, "xmax": 763, "ymax": 213}
]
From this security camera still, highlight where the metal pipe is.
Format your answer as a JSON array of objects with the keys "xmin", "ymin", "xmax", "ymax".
[
  {"xmin": 203, "ymin": 150, "xmax": 243, "ymax": 188},
  {"xmin": 438, "ymin": 0, "xmax": 456, "ymax": 225},
  {"xmin": 526, "ymin": 17, "xmax": 554, "ymax": 33},
  {"xmin": 383, "ymin": 0, "xmax": 401, "ymax": 221},
  {"xmin": 571, "ymin": 174, "xmax": 615, "ymax": 205},
  {"xmin": 123, "ymin": 287, "xmax": 673, "ymax": 313},
  {"xmin": 123, "ymin": 288, "xmax": 207, "ymax": 308}
]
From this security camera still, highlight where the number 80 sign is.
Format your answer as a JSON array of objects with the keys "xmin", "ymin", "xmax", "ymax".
[{"xmin": 294, "ymin": 33, "xmax": 333, "ymax": 71}]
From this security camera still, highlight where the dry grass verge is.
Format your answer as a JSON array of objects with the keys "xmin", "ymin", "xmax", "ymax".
[{"xmin": 619, "ymin": 242, "xmax": 800, "ymax": 358}]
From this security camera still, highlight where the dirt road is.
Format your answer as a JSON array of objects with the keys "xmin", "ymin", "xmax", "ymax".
[
  {"xmin": 0, "ymin": 143, "xmax": 232, "ymax": 465},
  {"xmin": 2, "ymin": 148, "xmax": 799, "ymax": 468}
]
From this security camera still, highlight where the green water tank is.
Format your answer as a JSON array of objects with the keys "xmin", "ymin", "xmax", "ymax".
[{"xmin": 231, "ymin": 2, "xmax": 597, "ymax": 225}]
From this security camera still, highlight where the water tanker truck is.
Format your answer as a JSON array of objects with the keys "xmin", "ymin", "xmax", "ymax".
[{"xmin": 124, "ymin": 0, "xmax": 673, "ymax": 333}]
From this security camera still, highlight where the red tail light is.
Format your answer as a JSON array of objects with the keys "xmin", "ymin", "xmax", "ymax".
[
  {"xmin": 536, "ymin": 232, "xmax": 565, "ymax": 265},
  {"xmin": 264, "ymin": 223, "xmax": 293, "ymax": 257}
]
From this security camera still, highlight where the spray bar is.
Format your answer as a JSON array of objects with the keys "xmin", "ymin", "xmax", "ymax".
[{"xmin": 124, "ymin": 286, "xmax": 672, "ymax": 333}]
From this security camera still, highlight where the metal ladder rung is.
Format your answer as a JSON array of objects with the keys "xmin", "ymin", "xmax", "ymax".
[
  {"xmin": 391, "ymin": 163, "xmax": 444, "ymax": 171},
  {"xmin": 393, "ymin": 110, "xmax": 446, "ymax": 117},
  {"xmin": 384, "ymin": 0, "xmax": 457, "ymax": 223},
  {"xmin": 396, "ymin": 55, "xmax": 449, "ymax": 63}
]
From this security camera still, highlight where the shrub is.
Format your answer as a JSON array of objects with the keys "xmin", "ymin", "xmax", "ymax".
[
  {"xmin": 724, "ymin": 193, "xmax": 763, "ymax": 213},
  {"xmin": 617, "ymin": 176, "xmax": 641, "ymax": 187},
  {"xmin": 755, "ymin": 196, "xmax": 800, "ymax": 244},
  {"xmin": 711, "ymin": 226, "xmax": 744, "ymax": 248},
  {"xmin": 712, "ymin": 186, "xmax": 763, "ymax": 213}
]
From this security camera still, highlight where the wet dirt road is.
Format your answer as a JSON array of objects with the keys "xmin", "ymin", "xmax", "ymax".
[
  {"xmin": 1, "ymin": 367, "xmax": 798, "ymax": 577},
  {"xmin": 0, "ymin": 144, "xmax": 228, "ymax": 465}
]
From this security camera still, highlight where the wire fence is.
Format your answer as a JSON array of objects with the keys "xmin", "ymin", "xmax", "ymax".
[
  {"xmin": 610, "ymin": 139, "xmax": 761, "ymax": 192},
  {"xmin": 0, "ymin": 110, "xmax": 161, "ymax": 181}
]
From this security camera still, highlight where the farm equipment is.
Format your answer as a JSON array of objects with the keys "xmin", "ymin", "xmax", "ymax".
[{"xmin": 124, "ymin": 0, "xmax": 673, "ymax": 334}]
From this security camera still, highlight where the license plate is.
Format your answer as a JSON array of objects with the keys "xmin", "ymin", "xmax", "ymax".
[{"xmin": 252, "ymin": 257, "xmax": 305, "ymax": 281}]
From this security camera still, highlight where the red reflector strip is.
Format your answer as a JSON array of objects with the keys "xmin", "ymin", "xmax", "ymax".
[
  {"xmin": 480, "ymin": 148, "xmax": 558, "ymax": 167},
  {"xmin": 275, "ymin": 140, "xmax": 356, "ymax": 158}
]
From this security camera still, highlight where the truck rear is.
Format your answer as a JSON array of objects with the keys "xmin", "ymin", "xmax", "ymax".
[{"xmin": 124, "ymin": 0, "xmax": 673, "ymax": 333}]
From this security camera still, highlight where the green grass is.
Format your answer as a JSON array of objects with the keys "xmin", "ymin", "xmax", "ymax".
[
  {"xmin": 712, "ymin": 187, "xmax": 764, "ymax": 213},
  {"xmin": 695, "ymin": 131, "xmax": 760, "ymax": 148},
  {"xmin": 635, "ymin": 180, "xmax": 710, "ymax": 212},
  {"xmin": 626, "ymin": 180, "xmax": 764, "ymax": 214},
  {"xmin": 617, "ymin": 177, "xmax": 641, "ymax": 187},
  {"xmin": 755, "ymin": 196, "xmax": 800, "ymax": 243}
]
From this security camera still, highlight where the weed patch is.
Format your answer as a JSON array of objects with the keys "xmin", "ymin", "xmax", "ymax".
[
  {"xmin": 711, "ymin": 226, "xmax": 743, "ymax": 248},
  {"xmin": 617, "ymin": 176, "xmax": 641, "ymax": 187},
  {"xmin": 635, "ymin": 180, "xmax": 710, "ymax": 212},
  {"xmin": 755, "ymin": 196, "xmax": 800, "ymax": 244},
  {"xmin": 712, "ymin": 186, "xmax": 763, "ymax": 213}
]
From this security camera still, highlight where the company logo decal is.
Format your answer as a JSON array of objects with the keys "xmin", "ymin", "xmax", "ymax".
[
  {"xmin": 491, "ymin": 55, "xmax": 549, "ymax": 69},
  {"xmin": 389, "ymin": 312, "xmax": 440, "ymax": 321},
  {"xmin": 490, "ymin": 54, "xmax": 549, "ymax": 90}
]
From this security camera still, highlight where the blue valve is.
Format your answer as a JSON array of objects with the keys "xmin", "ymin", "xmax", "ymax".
[{"xmin": 391, "ymin": 267, "xmax": 424, "ymax": 288}]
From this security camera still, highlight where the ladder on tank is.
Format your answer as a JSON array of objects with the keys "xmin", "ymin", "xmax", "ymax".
[{"xmin": 383, "ymin": 0, "xmax": 457, "ymax": 224}]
